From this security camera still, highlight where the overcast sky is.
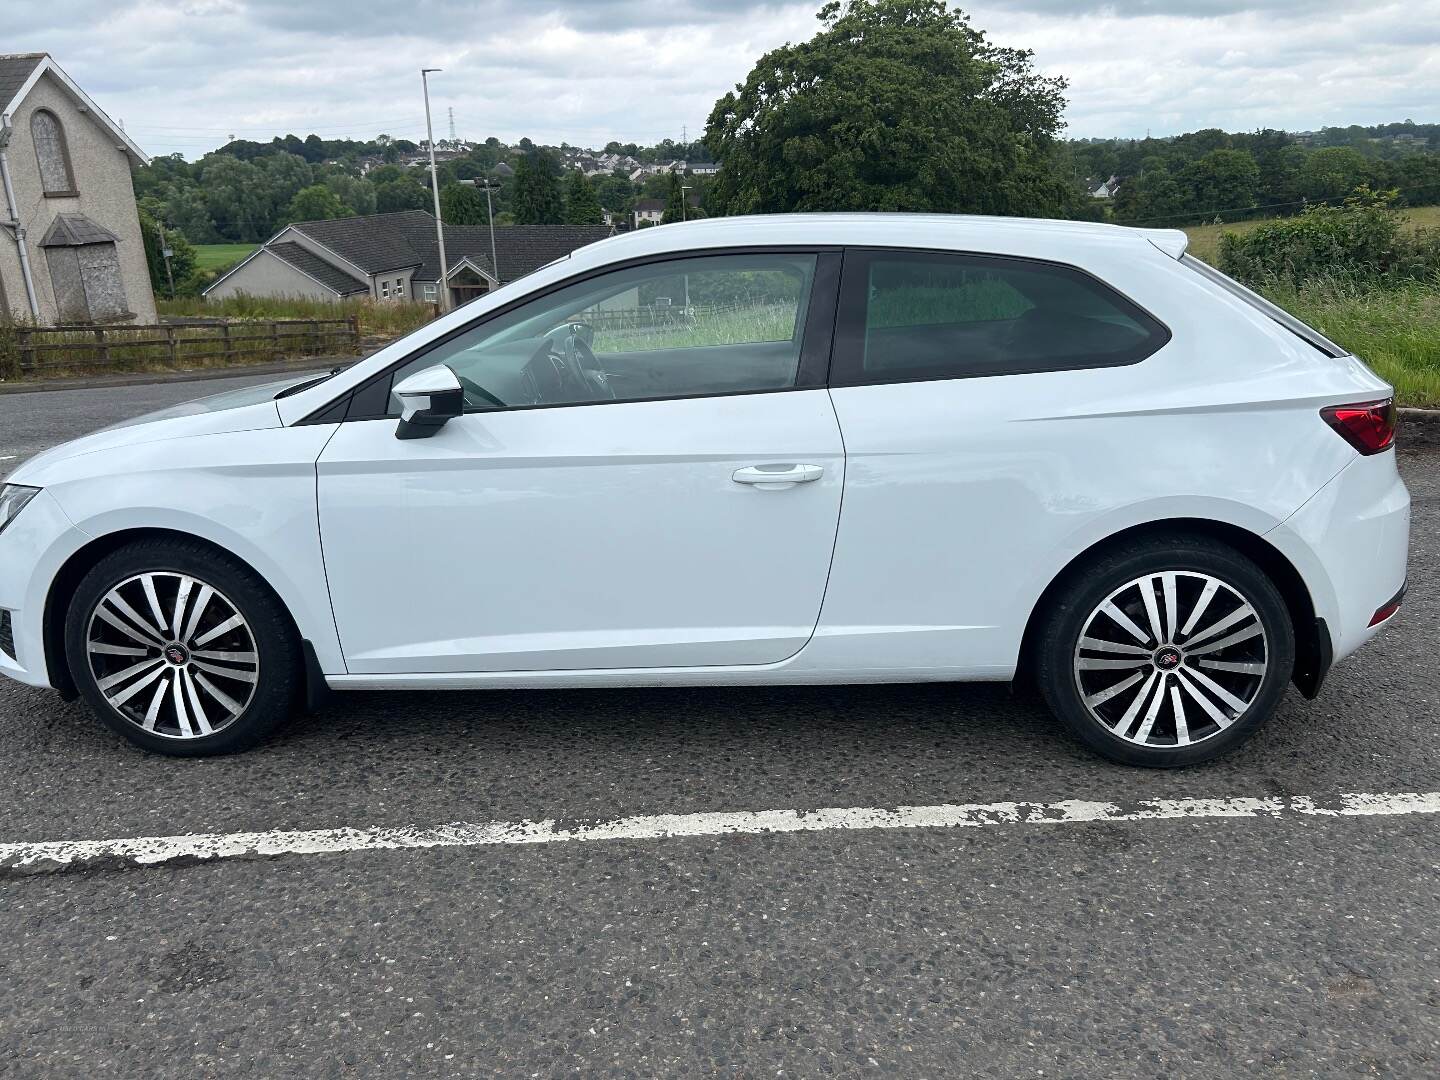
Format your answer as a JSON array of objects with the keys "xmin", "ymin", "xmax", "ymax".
[{"xmin": 6, "ymin": 1, "xmax": 1438, "ymax": 159}]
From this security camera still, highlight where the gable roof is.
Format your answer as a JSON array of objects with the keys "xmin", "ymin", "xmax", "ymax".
[
  {"xmin": 206, "ymin": 213, "xmax": 613, "ymax": 297},
  {"xmin": 39, "ymin": 213, "xmax": 119, "ymax": 247},
  {"xmin": 289, "ymin": 210, "xmax": 432, "ymax": 276},
  {"xmin": 269, "ymin": 242, "xmax": 369, "ymax": 296},
  {"xmin": 0, "ymin": 52, "xmax": 148, "ymax": 166},
  {"xmin": 447, "ymin": 224, "xmax": 613, "ymax": 284}
]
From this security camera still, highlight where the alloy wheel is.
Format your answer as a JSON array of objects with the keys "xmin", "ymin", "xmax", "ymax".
[
  {"xmin": 1072, "ymin": 571, "xmax": 1268, "ymax": 748},
  {"xmin": 85, "ymin": 572, "xmax": 259, "ymax": 740}
]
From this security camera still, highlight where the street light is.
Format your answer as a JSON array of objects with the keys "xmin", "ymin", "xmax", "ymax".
[
  {"xmin": 421, "ymin": 68, "xmax": 450, "ymax": 313},
  {"xmin": 681, "ymin": 184, "xmax": 692, "ymax": 223},
  {"xmin": 459, "ymin": 178, "xmax": 501, "ymax": 286}
]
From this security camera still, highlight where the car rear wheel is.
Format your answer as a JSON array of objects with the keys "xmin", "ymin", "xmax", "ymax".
[
  {"xmin": 64, "ymin": 539, "xmax": 301, "ymax": 756},
  {"xmin": 1037, "ymin": 535, "xmax": 1295, "ymax": 767}
]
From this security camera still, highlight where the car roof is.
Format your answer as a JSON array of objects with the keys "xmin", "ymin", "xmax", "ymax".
[{"xmin": 571, "ymin": 213, "xmax": 1190, "ymax": 264}]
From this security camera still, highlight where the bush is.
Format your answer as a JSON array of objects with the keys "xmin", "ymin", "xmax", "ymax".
[
  {"xmin": 157, "ymin": 295, "xmax": 434, "ymax": 338},
  {"xmin": 1218, "ymin": 188, "xmax": 1440, "ymax": 289}
]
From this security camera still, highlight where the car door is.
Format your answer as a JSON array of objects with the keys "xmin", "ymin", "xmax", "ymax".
[{"xmin": 316, "ymin": 250, "xmax": 845, "ymax": 674}]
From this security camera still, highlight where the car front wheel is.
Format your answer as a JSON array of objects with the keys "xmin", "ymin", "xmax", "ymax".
[
  {"xmin": 64, "ymin": 539, "xmax": 301, "ymax": 756},
  {"xmin": 1037, "ymin": 535, "xmax": 1296, "ymax": 767}
]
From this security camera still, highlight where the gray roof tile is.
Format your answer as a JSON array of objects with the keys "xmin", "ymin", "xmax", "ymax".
[
  {"xmin": 288, "ymin": 211, "xmax": 610, "ymax": 286},
  {"xmin": 39, "ymin": 213, "xmax": 119, "ymax": 247},
  {"xmin": 0, "ymin": 53, "xmax": 45, "ymax": 113},
  {"xmin": 268, "ymin": 242, "xmax": 369, "ymax": 295}
]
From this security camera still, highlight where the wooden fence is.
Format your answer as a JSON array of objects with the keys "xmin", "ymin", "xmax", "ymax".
[{"xmin": 1, "ymin": 316, "xmax": 360, "ymax": 376}]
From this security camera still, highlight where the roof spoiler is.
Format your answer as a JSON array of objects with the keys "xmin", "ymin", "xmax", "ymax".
[{"xmin": 1143, "ymin": 229, "xmax": 1189, "ymax": 259}]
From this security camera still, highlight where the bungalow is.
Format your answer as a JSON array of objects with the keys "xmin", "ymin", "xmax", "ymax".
[{"xmin": 205, "ymin": 210, "xmax": 611, "ymax": 309}]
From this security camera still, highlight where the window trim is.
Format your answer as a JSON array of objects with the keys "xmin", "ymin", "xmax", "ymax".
[
  {"xmin": 31, "ymin": 108, "xmax": 79, "ymax": 198},
  {"xmin": 300, "ymin": 246, "xmax": 843, "ymax": 424},
  {"xmin": 828, "ymin": 247, "xmax": 1172, "ymax": 389}
]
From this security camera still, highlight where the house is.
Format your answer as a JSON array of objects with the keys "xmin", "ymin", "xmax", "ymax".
[
  {"xmin": 633, "ymin": 198, "xmax": 667, "ymax": 228},
  {"xmin": 0, "ymin": 52, "xmax": 155, "ymax": 324},
  {"xmin": 688, "ymin": 162, "xmax": 720, "ymax": 176},
  {"xmin": 1090, "ymin": 175, "xmax": 1120, "ymax": 199},
  {"xmin": 204, "ymin": 210, "xmax": 611, "ymax": 309}
]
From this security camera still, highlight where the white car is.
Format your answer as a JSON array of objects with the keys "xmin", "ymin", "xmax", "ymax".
[{"xmin": 0, "ymin": 215, "xmax": 1410, "ymax": 765}]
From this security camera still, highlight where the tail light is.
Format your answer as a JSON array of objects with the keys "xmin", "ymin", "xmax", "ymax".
[{"xmin": 1321, "ymin": 398, "xmax": 1396, "ymax": 455}]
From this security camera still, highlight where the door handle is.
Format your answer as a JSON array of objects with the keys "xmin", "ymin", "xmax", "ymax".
[{"xmin": 732, "ymin": 464, "xmax": 824, "ymax": 487}]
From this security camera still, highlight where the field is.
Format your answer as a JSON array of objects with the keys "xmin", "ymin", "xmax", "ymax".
[
  {"xmin": 1181, "ymin": 207, "xmax": 1440, "ymax": 409},
  {"xmin": 158, "ymin": 294, "xmax": 434, "ymax": 338},
  {"xmin": 1182, "ymin": 205, "xmax": 1440, "ymax": 264},
  {"xmin": 193, "ymin": 243, "xmax": 258, "ymax": 272}
]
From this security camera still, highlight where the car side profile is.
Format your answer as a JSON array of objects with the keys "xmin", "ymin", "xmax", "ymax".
[{"xmin": 0, "ymin": 214, "xmax": 1410, "ymax": 765}]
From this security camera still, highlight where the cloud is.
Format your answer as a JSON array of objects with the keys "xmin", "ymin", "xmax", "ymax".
[{"xmin": 3, "ymin": 0, "xmax": 1436, "ymax": 158}]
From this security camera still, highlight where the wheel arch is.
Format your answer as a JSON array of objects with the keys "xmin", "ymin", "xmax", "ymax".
[
  {"xmin": 43, "ymin": 527, "xmax": 328, "ymax": 706},
  {"xmin": 1014, "ymin": 517, "xmax": 1328, "ymax": 700}
]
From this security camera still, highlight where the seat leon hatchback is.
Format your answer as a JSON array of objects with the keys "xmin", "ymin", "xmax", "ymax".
[{"xmin": 0, "ymin": 214, "xmax": 1409, "ymax": 765}]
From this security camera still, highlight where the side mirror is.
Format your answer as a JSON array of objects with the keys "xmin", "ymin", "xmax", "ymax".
[{"xmin": 394, "ymin": 364, "xmax": 464, "ymax": 440}]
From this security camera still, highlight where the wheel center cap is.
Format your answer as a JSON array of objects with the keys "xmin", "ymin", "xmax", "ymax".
[
  {"xmin": 163, "ymin": 643, "xmax": 189, "ymax": 666},
  {"xmin": 1154, "ymin": 647, "xmax": 1182, "ymax": 670}
]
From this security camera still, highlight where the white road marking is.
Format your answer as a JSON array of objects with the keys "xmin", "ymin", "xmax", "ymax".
[
  {"xmin": 1, "ymin": 791, "xmax": 1437, "ymax": 874},
  {"xmin": 0, "ymin": 455, "xmax": 15, "ymax": 461}
]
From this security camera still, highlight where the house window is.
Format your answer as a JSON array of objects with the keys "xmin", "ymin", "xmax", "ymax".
[
  {"xmin": 31, "ymin": 110, "xmax": 78, "ymax": 197},
  {"xmin": 395, "ymin": 278, "xmax": 406, "ymax": 298},
  {"xmin": 423, "ymin": 283, "xmax": 437, "ymax": 300},
  {"xmin": 380, "ymin": 280, "xmax": 391, "ymax": 300}
]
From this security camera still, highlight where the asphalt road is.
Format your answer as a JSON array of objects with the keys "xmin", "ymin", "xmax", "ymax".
[{"xmin": 1, "ymin": 378, "xmax": 1437, "ymax": 1077}]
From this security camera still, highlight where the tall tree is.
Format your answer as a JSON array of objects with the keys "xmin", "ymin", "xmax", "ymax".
[
  {"xmin": 704, "ymin": 0, "xmax": 1074, "ymax": 216},
  {"xmin": 440, "ymin": 182, "xmax": 490, "ymax": 226},
  {"xmin": 286, "ymin": 184, "xmax": 348, "ymax": 223},
  {"xmin": 512, "ymin": 151, "xmax": 564, "ymax": 224},
  {"xmin": 563, "ymin": 170, "xmax": 603, "ymax": 224},
  {"xmin": 374, "ymin": 178, "xmax": 430, "ymax": 213},
  {"xmin": 661, "ymin": 172, "xmax": 687, "ymax": 223}
]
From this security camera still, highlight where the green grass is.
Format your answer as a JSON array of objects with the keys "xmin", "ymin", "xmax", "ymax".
[
  {"xmin": 592, "ymin": 305, "xmax": 797, "ymax": 353},
  {"xmin": 1260, "ymin": 277, "xmax": 1440, "ymax": 409},
  {"xmin": 193, "ymin": 244, "xmax": 258, "ymax": 272},
  {"xmin": 1184, "ymin": 206, "xmax": 1440, "ymax": 264},
  {"xmin": 158, "ymin": 295, "xmax": 434, "ymax": 338}
]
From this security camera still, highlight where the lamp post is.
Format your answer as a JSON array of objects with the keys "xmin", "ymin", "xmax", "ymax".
[
  {"xmin": 681, "ymin": 185, "xmax": 692, "ymax": 223},
  {"xmin": 421, "ymin": 67, "xmax": 450, "ymax": 313},
  {"xmin": 459, "ymin": 178, "xmax": 500, "ymax": 286}
]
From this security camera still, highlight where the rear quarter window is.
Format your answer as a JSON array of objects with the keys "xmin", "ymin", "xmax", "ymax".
[{"xmin": 830, "ymin": 249, "xmax": 1171, "ymax": 387}]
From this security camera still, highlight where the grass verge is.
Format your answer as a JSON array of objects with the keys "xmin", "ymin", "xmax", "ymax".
[{"xmin": 1262, "ymin": 277, "xmax": 1440, "ymax": 409}]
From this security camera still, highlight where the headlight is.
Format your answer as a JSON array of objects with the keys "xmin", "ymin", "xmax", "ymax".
[{"xmin": 0, "ymin": 485, "xmax": 40, "ymax": 536}]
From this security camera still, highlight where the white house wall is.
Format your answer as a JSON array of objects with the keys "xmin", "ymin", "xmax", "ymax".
[
  {"xmin": 205, "ymin": 248, "xmax": 341, "ymax": 302},
  {"xmin": 0, "ymin": 71, "xmax": 156, "ymax": 323}
]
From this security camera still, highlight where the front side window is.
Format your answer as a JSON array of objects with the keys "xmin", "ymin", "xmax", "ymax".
[
  {"xmin": 31, "ymin": 110, "xmax": 77, "ymax": 196},
  {"xmin": 831, "ymin": 250, "xmax": 1169, "ymax": 386},
  {"xmin": 384, "ymin": 252, "xmax": 818, "ymax": 414}
]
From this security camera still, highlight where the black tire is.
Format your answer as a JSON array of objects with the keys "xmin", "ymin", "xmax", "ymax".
[
  {"xmin": 64, "ymin": 538, "xmax": 301, "ymax": 756},
  {"xmin": 1036, "ymin": 534, "xmax": 1295, "ymax": 768}
]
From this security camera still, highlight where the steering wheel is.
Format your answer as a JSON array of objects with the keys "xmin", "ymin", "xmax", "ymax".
[
  {"xmin": 564, "ymin": 328, "xmax": 615, "ymax": 401},
  {"xmin": 532, "ymin": 326, "xmax": 613, "ymax": 403}
]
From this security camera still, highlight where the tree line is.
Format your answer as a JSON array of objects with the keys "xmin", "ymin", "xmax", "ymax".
[{"xmin": 134, "ymin": 0, "xmax": 1440, "ymax": 295}]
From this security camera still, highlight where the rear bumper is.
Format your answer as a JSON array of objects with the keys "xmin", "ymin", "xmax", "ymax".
[{"xmin": 1267, "ymin": 451, "xmax": 1410, "ymax": 666}]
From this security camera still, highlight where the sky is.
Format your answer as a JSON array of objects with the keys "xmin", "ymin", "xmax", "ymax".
[{"xmin": 4, "ymin": 0, "xmax": 1438, "ymax": 160}]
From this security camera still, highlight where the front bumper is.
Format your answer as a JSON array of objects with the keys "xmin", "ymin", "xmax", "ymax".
[
  {"xmin": 1267, "ymin": 451, "xmax": 1411, "ymax": 666},
  {"xmin": 0, "ymin": 489, "xmax": 88, "ymax": 688}
]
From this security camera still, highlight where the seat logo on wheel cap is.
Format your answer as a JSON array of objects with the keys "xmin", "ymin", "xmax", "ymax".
[{"xmin": 1155, "ymin": 647, "xmax": 1182, "ymax": 670}]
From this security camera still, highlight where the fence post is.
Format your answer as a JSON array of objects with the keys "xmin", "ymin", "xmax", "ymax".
[
  {"xmin": 220, "ymin": 322, "xmax": 233, "ymax": 364},
  {"xmin": 164, "ymin": 325, "xmax": 178, "ymax": 367},
  {"xmin": 19, "ymin": 328, "xmax": 33, "ymax": 374},
  {"xmin": 270, "ymin": 321, "xmax": 280, "ymax": 360},
  {"xmin": 349, "ymin": 314, "xmax": 359, "ymax": 353},
  {"xmin": 93, "ymin": 327, "xmax": 110, "ymax": 369}
]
